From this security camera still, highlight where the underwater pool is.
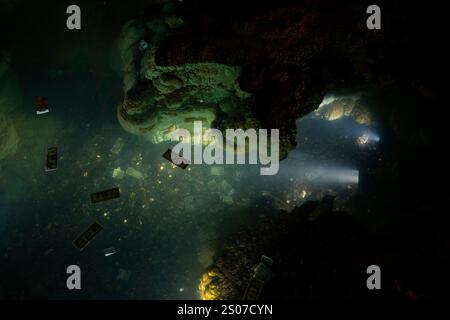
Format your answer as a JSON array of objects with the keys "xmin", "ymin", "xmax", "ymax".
[{"xmin": 0, "ymin": 1, "xmax": 381, "ymax": 299}]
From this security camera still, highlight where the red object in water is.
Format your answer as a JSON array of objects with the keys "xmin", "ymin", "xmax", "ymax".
[{"xmin": 35, "ymin": 96, "xmax": 48, "ymax": 113}]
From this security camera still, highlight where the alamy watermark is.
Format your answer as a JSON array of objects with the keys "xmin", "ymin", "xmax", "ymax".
[
  {"xmin": 66, "ymin": 4, "xmax": 380, "ymax": 31},
  {"xmin": 170, "ymin": 121, "xmax": 280, "ymax": 176},
  {"xmin": 66, "ymin": 265, "xmax": 81, "ymax": 290}
]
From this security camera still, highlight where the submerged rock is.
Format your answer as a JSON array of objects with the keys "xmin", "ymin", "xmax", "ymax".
[
  {"xmin": 117, "ymin": 11, "xmax": 258, "ymax": 145},
  {"xmin": 198, "ymin": 269, "xmax": 222, "ymax": 300},
  {"xmin": 112, "ymin": 167, "xmax": 125, "ymax": 179},
  {"xmin": 314, "ymin": 94, "xmax": 375, "ymax": 126},
  {"xmin": 199, "ymin": 195, "xmax": 450, "ymax": 300},
  {"xmin": 115, "ymin": 0, "xmax": 415, "ymax": 158}
]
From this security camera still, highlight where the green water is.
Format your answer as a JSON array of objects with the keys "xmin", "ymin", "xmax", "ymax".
[{"xmin": 0, "ymin": 1, "xmax": 372, "ymax": 299}]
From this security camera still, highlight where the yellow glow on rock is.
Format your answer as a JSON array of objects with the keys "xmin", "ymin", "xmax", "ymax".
[
  {"xmin": 198, "ymin": 270, "xmax": 221, "ymax": 300},
  {"xmin": 325, "ymin": 103, "xmax": 344, "ymax": 121}
]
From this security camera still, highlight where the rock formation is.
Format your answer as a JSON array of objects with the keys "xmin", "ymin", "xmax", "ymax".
[
  {"xmin": 112, "ymin": 0, "xmax": 447, "ymax": 301},
  {"xmin": 312, "ymin": 94, "xmax": 374, "ymax": 126},
  {"xmin": 116, "ymin": 0, "xmax": 434, "ymax": 158},
  {"xmin": 199, "ymin": 196, "xmax": 449, "ymax": 300},
  {"xmin": 117, "ymin": 12, "xmax": 259, "ymax": 145}
]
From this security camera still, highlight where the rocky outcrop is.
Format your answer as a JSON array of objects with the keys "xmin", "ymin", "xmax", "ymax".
[
  {"xmin": 151, "ymin": 0, "xmax": 392, "ymax": 157},
  {"xmin": 117, "ymin": 0, "xmax": 444, "ymax": 156},
  {"xmin": 117, "ymin": 11, "xmax": 259, "ymax": 145},
  {"xmin": 199, "ymin": 197, "xmax": 450, "ymax": 300},
  {"xmin": 312, "ymin": 94, "xmax": 375, "ymax": 126},
  {"xmin": 116, "ymin": 0, "xmax": 420, "ymax": 158}
]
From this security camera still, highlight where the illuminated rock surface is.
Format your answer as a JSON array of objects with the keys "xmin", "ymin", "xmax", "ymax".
[
  {"xmin": 199, "ymin": 197, "xmax": 449, "ymax": 300},
  {"xmin": 198, "ymin": 269, "xmax": 222, "ymax": 300},
  {"xmin": 0, "ymin": 0, "xmax": 446, "ymax": 300},
  {"xmin": 117, "ymin": 13, "xmax": 258, "ymax": 145},
  {"xmin": 314, "ymin": 95, "xmax": 374, "ymax": 126},
  {"xmin": 116, "ymin": 0, "xmax": 404, "ymax": 158}
]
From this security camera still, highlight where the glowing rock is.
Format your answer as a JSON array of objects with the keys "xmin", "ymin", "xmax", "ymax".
[
  {"xmin": 323, "ymin": 98, "xmax": 354, "ymax": 121},
  {"xmin": 324, "ymin": 102, "xmax": 345, "ymax": 121},
  {"xmin": 112, "ymin": 167, "xmax": 125, "ymax": 179},
  {"xmin": 198, "ymin": 269, "xmax": 222, "ymax": 300},
  {"xmin": 316, "ymin": 95, "xmax": 373, "ymax": 126}
]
